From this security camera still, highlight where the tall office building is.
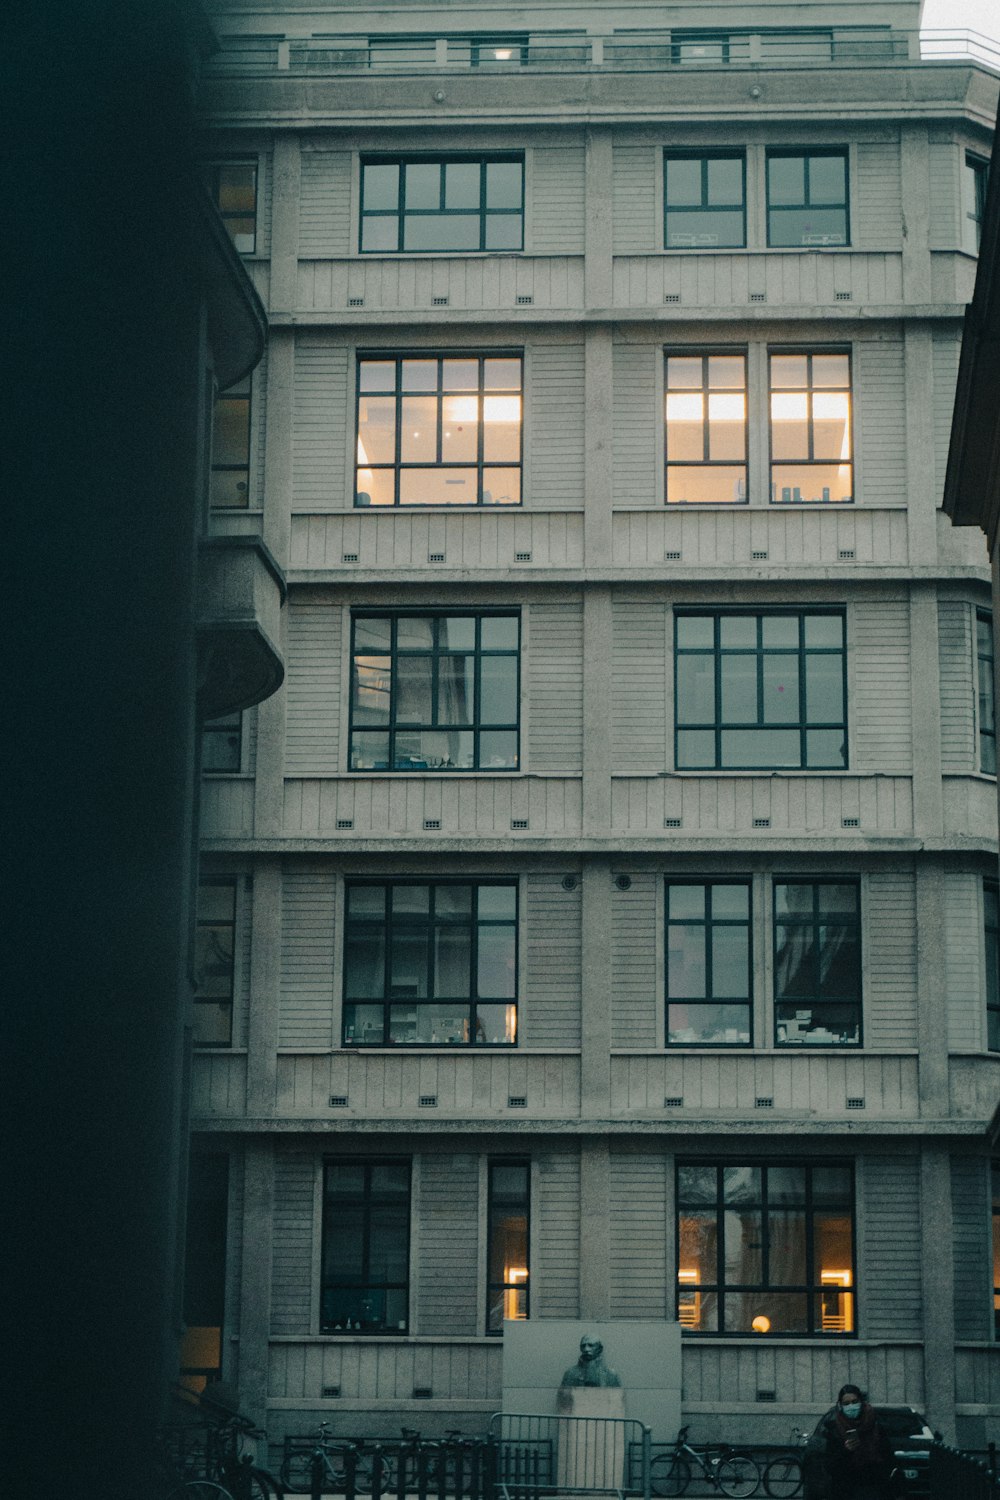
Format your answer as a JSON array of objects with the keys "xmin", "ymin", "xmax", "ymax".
[{"xmin": 192, "ymin": 0, "xmax": 1000, "ymax": 1455}]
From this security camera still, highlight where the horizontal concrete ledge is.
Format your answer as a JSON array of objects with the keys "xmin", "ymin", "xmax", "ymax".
[
  {"xmin": 199, "ymin": 838, "xmax": 933, "ymax": 857},
  {"xmin": 283, "ymin": 567, "xmax": 993, "ymax": 587},
  {"xmin": 189, "ymin": 1116, "xmax": 990, "ymax": 1136},
  {"xmin": 266, "ymin": 1397, "xmax": 492, "ymax": 1411},
  {"xmin": 267, "ymin": 303, "xmax": 968, "ymax": 327}
]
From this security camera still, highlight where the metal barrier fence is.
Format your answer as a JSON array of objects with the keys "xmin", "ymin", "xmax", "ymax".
[
  {"xmin": 930, "ymin": 1440, "xmax": 1000, "ymax": 1498},
  {"xmin": 289, "ymin": 1435, "xmax": 497, "ymax": 1500},
  {"xmin": 488, "ymin": 1413, "xmax": 651, "ymax": 1500}
]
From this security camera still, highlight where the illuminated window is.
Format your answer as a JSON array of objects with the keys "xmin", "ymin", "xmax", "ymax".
[
  {"xmin": 471, "ymin": 36, "xmax": 528, "ymax": 65},
  {"xmin": 356, "ymin": 354, "xmax": 521, "ymax": 507},
  {"xmin": 986, "ymin": 882, "xmax": 999, "ymax": 1054},
  {"xmin": 676, "ymin": 1161, "xmax": 855, "ymax": 1335},
  {"xmin": 487, "ymin": 1160, "xmax": 530, "ymax": 1333},
  {"xmin": 343, "ymin": 881, "xmax": 517, "ymax": 1047},
  {"xmin": 666, "ymin": 881, "xmax": 752, "ymax": 1045},
  {"xmin": 675, "ymin": 610, "xmax": 848, "ymax": 771},
  {"xmin": 774, "ymin": 881, "xmax": 861, "ymax": 1046},
  {"xmin": 321, "ymin": 1159, "xmax": 410, "ymax": 1333},
  {"xmin": 664, "ymin": 153, "xmax": 745, "ymax": 249},
  {"xmin": 349, "ymin": 611, "xmax": 519, "ymax": 772},
  {"xmin": 360, "ymin": 156, "xmax": 523, "ymax": 253},
  {"xmin": 665, "ymin": 351, "xmax": 747, "ymax": 503},
  {"xmin": 964, "ymin": 154, "xmax": 989, "ymax": 255},
  {"xmin": 769, "ymin": 350, "xmax": 852, "ymax": 504},
  {"xmin": 193, "ymin": 879, "xmax": 236, "ymax": 1047},
  {"xmin": 211, "ymin": 375, "xmax": 251, "ymax": 509},
  {"xmin": 766, "ymin": 150, "xmax": 849, "ymax": 247},
  {"xmin": 203, "ymin": 161, "xmax": 257, "ymax": 253},
  {"xmin": 179, "ymin": 1153, "xmax": 229, "ymax": 1394},
  {"xmin": 978, "ymin": 611, "xmax": 996, "ymax": 776},
  {"xmin": 202, "ymin": 712, "xmax": 242, "ymax": 774}
]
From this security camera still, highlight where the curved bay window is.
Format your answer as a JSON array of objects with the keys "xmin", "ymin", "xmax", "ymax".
[
  {"xmin": 343, "ymin": 880, "xmax": 518, "ymax": 1046},
  {"xmin": 350, "ymin": 611, "xmax": 519, "ymax": 772},
  {"xmin": 321, "ymin": 1159, "xmax": 410, "ymax": 1333},
  {"xmin": 677, "ymin": 1161, "xmax": 855, "ymax": 1336},
  {"xmin": 487, "ymin": 1160, "xmax": 530, "ymax": 1333}
]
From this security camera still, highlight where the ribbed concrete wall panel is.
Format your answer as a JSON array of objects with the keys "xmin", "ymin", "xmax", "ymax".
[
  {"xmin": 524, "ymin": 873, "xmax": 582, "ymax": 1047},
  {"xmin": 280, "ymin": 869, "xmax": 336, "ymax": 1048},
  {"xmin": 417, "ymin": 1154, "xmax": 480, "ymax": 1336}
]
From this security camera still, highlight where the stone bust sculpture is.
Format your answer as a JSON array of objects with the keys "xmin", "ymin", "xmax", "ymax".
[{"xmin": 559, "ymin": 1334, "xmax": 622, "ymax": 1388}]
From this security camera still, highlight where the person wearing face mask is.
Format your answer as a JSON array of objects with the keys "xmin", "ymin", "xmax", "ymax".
[{"xmin": 802, "ymin": 1385, "xmax": 896, "ymax": 1500}]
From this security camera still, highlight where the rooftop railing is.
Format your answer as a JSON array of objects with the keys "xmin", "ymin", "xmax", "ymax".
[{"xmin": 204, "ymin": 27, "xmax": 1000, "ymax": 77}]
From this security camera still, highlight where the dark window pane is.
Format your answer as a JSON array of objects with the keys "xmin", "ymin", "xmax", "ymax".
[
  {"xmin": 668, "ymin": 925, "xmax": 707, "ymax": 999},
  {"xmin": 345, "ymin": 931, "xmax": 386, "ymax": 999},
  {"xmin": 478, "ymin": 925, "xmax": 516, "ymax": 998},
  {"xmin": 711, "ymin": 925, "xmax": 749, "ymax": 997},
  {"xmin": 479, "ymin": 885, "xmax": 516, "ymax": 920},
  {"xmin": 678, "ymin": 1167, "xmax": 717, "ymax": 1205},
  {"xmin": 480, "ymin": 656, "xmax": 518, "ymax": 723},
  {"xmin": 434, "ymin": 926, "xmax": 472, "ymax": 997},
  {"xmin": 668, "ymin": 1002, "xmax": 750, "ymax": 1045}
]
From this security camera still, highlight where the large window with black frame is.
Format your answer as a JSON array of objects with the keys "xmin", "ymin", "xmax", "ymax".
[
  {"xmin": 359, "ymin": 155, "xmax": 524, "ymax": 253},
  {"xmin": 487, "ymin": 1160, "xmax": 530, "ymax": 1333},
  {"xmin": 978, "ymin": 610, "xmax": 996, "ymax": 776},
  {"xmin": 676, "ymin": 1161, "xmax": 856, "ymax": 1336},
  {"xmin": 674, "ymin": 609, "xmax": 848, "ymax": 771},
  {"xmin": 664, "ymin": 152, "xmax": 746, "ymax": 249},
  {"xmin": 666, "ymin": 881, "xmax": 752, "ymax": 1045},
  {"xmin": 665, "ymin": 350, "xmax": 747, "ymax": 504},
  {"xmin": 203, "ymin": 160, "xmax": 257, "ymax": 253},
  {"xmin": 193, "ymin": 879, "xmax": 237, "ymax": 1046},
  {"xmin": 356, "ymin": 353, "xmax": 522, "ymax": 507},
  {"xmin": 342, "ymin": 879, "xmax": 518, "ymax": 1046},
  {"xmin": 769, "ymin": 350, "xmax": 852, "ymax": 505},
  {"xmin": 766, "ymin": 149, "xmax": 849, "ymax": 247},
  {"xmin": 773, "ymin": 880, "xmax": 861, "ymax": 1046},
  {"xmin": 986, "ymin": 880, "xmax": 1000, "ymax": 1054},
  {"xmin": 321, "ymin": 1159, "xmax": 410, "ymax": 1334},
  {"xmin": 350, "ymin": 611, "xmax": 519, "ymax": 772}
]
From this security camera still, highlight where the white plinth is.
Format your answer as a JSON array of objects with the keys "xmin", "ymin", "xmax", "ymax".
[{"xmin": 555, "ymin": 1388, "xmax": 627, "ymax": 1490}]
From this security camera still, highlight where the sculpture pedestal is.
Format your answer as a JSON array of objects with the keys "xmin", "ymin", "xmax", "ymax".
[{"xmin": 556, "ymin": 1388, "xmax": 626, "ymax": 1490}]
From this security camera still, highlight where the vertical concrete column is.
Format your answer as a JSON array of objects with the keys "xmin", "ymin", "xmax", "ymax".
[
  {"xmin": 909, "ymin": 583, "xmax": 944, "ymax": 838},
  {"xmin": 254, "ymin": 326, "xmax": 294, "ymax": 839},
  {"xmin": 584, "ymin": 127, "xmax": 613, "ymax": 310},
  {"xmin": 582, "ymin": 586, "xmax": 613, "ymax": 834},
  {"xmin": 920, "ymin": 1147, "xmax": 957, "ymax": 1441},
  {"xmin": 915, "ymin": 863, "xmax": 950, "ymax": 1117},
  {"xmin": 585, "ymin": 326, "xmax": 614, "ymax": 567},
  {"xmin": 580, "ymin": 1137, "xmax": 612, "ymax": 1320},
  {"xmin": 581, "ymin": 856, "xmax": 613, "ymax": 1113},
  {"xmin": 899, "ymin": 126, "xmax": 932, "ymax": 305},
  {"xmin": 246, "ymin": 857, "xmax": 282, "ymax": 1117},
  {"xmin": 238, "ymin": 1138, "xmax": 275, "ymax": 1429},
  {"xmin": 268, "ymin": 133, "xmax": 301, "ymax": 312},
  {"xmin": 902, "ymin": 324, "xmax": 939, "ymax": 564}
]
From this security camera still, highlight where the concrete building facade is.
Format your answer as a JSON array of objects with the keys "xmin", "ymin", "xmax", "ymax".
[{"xmin": 192, "ymin": 0, "xmax": 1000, "ymax": 1456}]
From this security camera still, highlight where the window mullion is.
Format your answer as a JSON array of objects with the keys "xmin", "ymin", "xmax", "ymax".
[
  {"xmin": 394, "ymin": 361, "xmax": 403, "ymax": 503},
  {"xmin": 756, "ymin": 619, "xmax": 765, "ymax": 727},
  {"xmin": 702, "ymin": 356, "xmax": 711, "ymax": 462},
  {"xmin": 799, "ymin": 619, "xmax": 808, "ymax": 768},
  {"xmin": 435, "ymin": 360, "xmax": 444, "ymax": 465},
  {"xmin": 477, "ymin": 358, "xmax": 486, "ymax": 500},
  {"xmin": 716, "ymin": 1168, "xmax": 725, "ymax": 1323},
  {"xmin": 761, "ymin": 1168, "xmax": 770, "ymax": 1291},
  {"xmin": 805, "ymin": 1168, "xmax": 816, "ymax": 1333}
]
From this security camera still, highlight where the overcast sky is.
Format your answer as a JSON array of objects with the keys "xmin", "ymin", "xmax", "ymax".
[{"xmin": 921, "ymin": 0, "xmax": 1000, "ymax": 44}]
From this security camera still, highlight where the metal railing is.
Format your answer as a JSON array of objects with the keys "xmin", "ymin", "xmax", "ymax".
[
  {"xmin": 204, "ymin": 28, "xmax": 1000, "ymax": 77},
  {"xmin": 929, "ymin": 1440, "xmax": 1000, "ymax": 1498},
  {"xmin": 488, "ymin": 1412, "xmax": 651, "ymax": 1500}
]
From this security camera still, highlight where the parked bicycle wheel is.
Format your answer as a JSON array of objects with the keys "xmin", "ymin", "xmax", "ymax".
[
  {"xmin": 762, "ymin": 1452, "xmax": 803, "ymax": 1498},
  {"xmin": 278, "ymin": 1452, "xmax": 314, "ymax": 1493},
  {"xmin": 649, "ymin": 1452, "xmax": 691, "ymax": 1497},
  {"xmin": 716, "ymin": 1453, "xmax": 760, "ymax": 1498},
  {"xmin": 168, "ymin": 1484, "xmax": 236, "ymax": 1500}
]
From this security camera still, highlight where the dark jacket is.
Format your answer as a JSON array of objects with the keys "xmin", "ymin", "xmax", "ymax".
[{"xmin": 803, "ymin": 1406, "xmax": 895, "ymax": 1500}]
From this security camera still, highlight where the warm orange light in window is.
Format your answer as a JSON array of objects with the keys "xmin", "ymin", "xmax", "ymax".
[
  {"xmin": 751, "ymin": 1315, "xmax": 771, "ymax": 1334},
  {"xmin": 667, "ymin": 393, "xmax": 704, "ymax": 422},
  {"xmin": 678, "ymin": 1268, "xmax": 701, "ymax": 1329}
]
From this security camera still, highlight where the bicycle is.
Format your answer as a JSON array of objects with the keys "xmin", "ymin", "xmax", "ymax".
[
  {"xmin": 204, "ymin": 1411, "xmax": 280, "ymax": 1499},
  {"xmin": 280, "ymin": 1424, "xmax": 396, "ymax": 1495},
  {"xmin": 761, "ymin": 1428, "xmax": 809, "ymax": 1498},
  {"xmin": 650, "ymin": 1426, "xmax": 760, "ymax": 1497}
]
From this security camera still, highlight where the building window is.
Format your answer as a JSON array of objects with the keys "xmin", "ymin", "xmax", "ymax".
[
  {"xmin": 202, "ymin": 712, "xmax": 242, "ymax": 774},
  {"xmin": 675, "ymin": 610, "xmax": 848, "ymax": 771},
  {"xmin": 672, "ymin": 32, "xmax": 730, "ymax": 65},
  {"xmin": 766, "ymin": 150, "xmax": 849, "ymax": 247},
  {"xmin": 321, "ymin": 1159, "xmax": 410, "ymax": 1333},
  {"xmin": 774, "ymin": 881, "xmax": 861, "ymax": 1046},
  {"xmin": 487, "ymin": 1160, "xmax": 530, "ymax": 1333},
  {"xmin": 343, "ymin": 880, "xmax": 517, "ymax": 1046},
  {"xmin": 356, "ymin": 354, "xmax": 522, "ymax": 507},
  {"xmin": 664, "ymin": 153, "xmax": 745, "ymax": 249},
  {"xmin": 471, "ymin": 36, "xmax": 528, "ymax": 65},
  {"xmin": 769, "ymin": 350, "xmax": 852, "ymax": 504},
  {"xmin": 203, "ymin": 161, "xmax": 257, "ymax": 254},
  {"xmin": 992, "ymin": 1161, "xmax": 1000, "ymax": 1337},
  {"xmin": 964, "ymin": 154, "xmax": 989, "ymax": 255},
  {"xmin": 350, "ymin": 612, "xmax": 520, "ymax": 772},
  {"xmin": 665, "ymin": 351, "xmax": 747, "ymax": 503},
  {"xmin": 677, "ymin": 1161, "xmax": 855, "ymax": 1336},
  {"xmin": 986, "ymin": 881, "xmax": 999, "ymax": 1053},
  {"xmin": 360, "ymin": 156, "xmax": 524, "ymax": 253},
  {"xmin": 193, "ymin": 879, "xmax": 236, "ymax": 1047},
  {"xmin": 978, "ymin": 611, "xmax": 996, "ymax": 776},
  {"xmin": 179, "ymin": 1153, "xmax": 228, "ymax": 1394},
  {"xmin": 211, "ymin": 375, "xmax": 251, "ymax": 508},
  {"xmin": 666, "ymin": 882, "xmax": 752, "ymax": 1045}
]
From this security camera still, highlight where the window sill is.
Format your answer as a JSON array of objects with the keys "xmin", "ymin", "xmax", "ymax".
[{"xmin": 663, "ymin": 768, "xmax": 856, "ymax": 777}]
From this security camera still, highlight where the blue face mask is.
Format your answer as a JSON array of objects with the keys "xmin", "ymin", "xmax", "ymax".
[{"xmin": 841, "ymin": 1402, "xmax": 862, "ymax": 1420}]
